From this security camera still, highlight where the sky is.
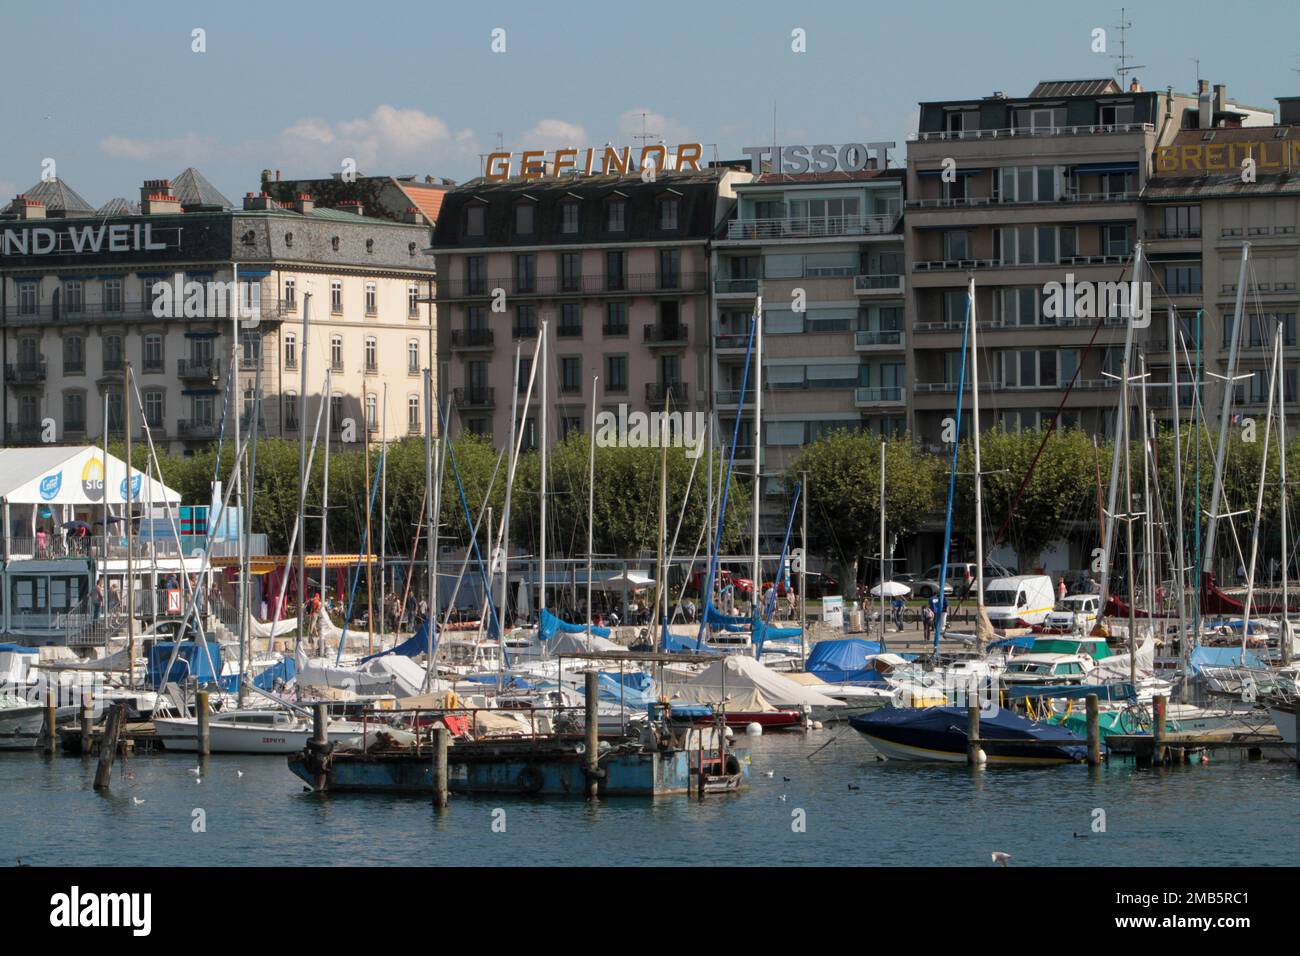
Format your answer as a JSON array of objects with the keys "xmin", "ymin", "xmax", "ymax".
[{"xmin": 1, "ymin": 0, "xmax": 1297, "ymax": 207}]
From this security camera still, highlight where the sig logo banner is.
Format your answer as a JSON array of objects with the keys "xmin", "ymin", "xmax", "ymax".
[
  {"xmin": 119, "ymin": 474, "xmax": 142, "ymax": 502},
  {"xmin": 39, "ymin": 472, "xmax": 63, "ymax": 501},
  {"xmin": 81, "ymin": 457, "xmax": 104, "ymax": 502}
]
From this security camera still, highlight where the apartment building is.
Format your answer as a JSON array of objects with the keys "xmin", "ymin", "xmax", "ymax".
[
  {"xmin": 0, "ymin": 169, "xmax": 435, "ymax": 452},
  {"xmin": 432, "ymin": 167, "xmax": 748, "ymax": 445},
  {"xmin": 710, "ymin": 167, "xmax": 905, "ymax": 502},
  {"xmin": 1143, "ymin": 86, "xmax": 1298, "ymax": 430},
  {"xmin": 904, "ymin": 78, "xmax": 1212, "ymax": 447}
]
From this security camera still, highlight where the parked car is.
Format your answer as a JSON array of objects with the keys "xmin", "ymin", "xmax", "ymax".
[
  {"xmin": 761, "ymin": 571, "xmax": 840, "ymax": 599},
  {"xmin": 1044, "ymin": 593, "xmax": 1102, "ymax": 631},
  {"xmin": 913, "ymin": 563, "xmax": 1016, "ymax": 599},
  {"xmin": 981, "ymin": 574, "xmax": 1055, "ymax": 628},
  {"xmin": 686, "ymin": 568, "xmax": 754, "ymax": 599}
]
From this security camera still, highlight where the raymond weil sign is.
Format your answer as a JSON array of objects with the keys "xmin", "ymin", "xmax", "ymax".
[
  {"xmin": 1155, "ymin": 139, "xmax": 1300, "ymax": 174},
  {"xmin": 0, "ymin": 222, "xmax": 180, "ymax": 257},
  {"xmin": 485, "ymin": 144, "xmax": 703, "ymax": 181}
]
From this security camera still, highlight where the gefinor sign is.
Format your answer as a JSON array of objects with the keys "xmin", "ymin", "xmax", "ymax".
[{"xmin": 483, "ymin": 144, "xmax": 704, "ymax": 181}]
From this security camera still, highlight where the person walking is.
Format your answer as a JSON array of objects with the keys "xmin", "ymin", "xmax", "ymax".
[
  {"xmin": 891, "ymin": 595, "xmax": 906, "ymax": 633},
  {"xmin": 1057, "ymin": 576, "xmax": 1068, "ymax": 603}
]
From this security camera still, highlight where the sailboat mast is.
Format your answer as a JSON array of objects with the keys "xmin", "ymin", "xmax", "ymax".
[
  {"xmin": 1240, "ymin": 332, "xmax": 1280, "ymax": 659},
  {"xmin": 296, "ymin": 291, "xmax": 311, "ymax": 652},
  {"xmin": 124, "ymin": 364, "xmax": 135, "ymax": 691},
  {"xmin": 539, "ymin": 324, "xmax": 547, "ymax": 616},
  {"xmin": 320, "ymin": 369, "xmax": 331, "ymax": 643},
  {"xmin": 424, "ymin": 368, "xmax": 437, "ymax": 688},
  {"xmin": 586, "ymin": 376, "xmax": 597, "ymax": 639},
  {"xmin": 1278, "ymin": 321, "xmax": 1291, "ymax": 665},
  {"xmin": 380, "ymin": 383, "xmax": 388, "ymax": 646},
  {"xmin": 800, "ymin": 469, "xmax": 807, "ymax": 669},
  {"xmin": 1139, "ymin": 353, "xmax": 1155, "ymax": 620},
  {"xmin": 1120, "ymin": 358, "xmax": 1138, "ymax": 689},
  {"xmin": 657, "ymin": 398, "xmax": 669, "ymax": 643},
  {"xmin": 968, "ymin": 276, "xmax": 985, "ymax": 617},
  {"xmin": 1167, "ymin": 306, "xmax": 1190, "ymax": 701},
  {"xmin": 500, "ymin": 348, "xmax": 520, "ymax": 658},
  {"xmin": 752, "ymin": 298, "xmax": 762, "ymax": 618},
  {"xmin": 879, "ymin": 440, "xmax": 886, "ymax": 646}
]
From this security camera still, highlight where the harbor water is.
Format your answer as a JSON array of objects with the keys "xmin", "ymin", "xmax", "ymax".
[{"xmin": 2, "ymin": 731, "xmax": 1295, "ymax": 866}]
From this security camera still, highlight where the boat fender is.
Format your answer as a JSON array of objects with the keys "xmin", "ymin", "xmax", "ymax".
[
  {"xmin": 745, "ymin": 722, "xmax": 763, "ymax": 736},
  {"xmin": 517, "ymin": 766, "xmax": 545, "ymax": 793}
]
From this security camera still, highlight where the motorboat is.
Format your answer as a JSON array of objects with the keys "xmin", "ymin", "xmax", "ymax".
[
  {"xmin": 849, "ymin": 705, "xmax": 1087, "ymax": 764},
  {"xmin": 153, "ymin": 707, "xmax": 385, "ymax": 754},
  {"xmin": 0, "ymin": 693, "xmax": 77, "ymax": 750}
]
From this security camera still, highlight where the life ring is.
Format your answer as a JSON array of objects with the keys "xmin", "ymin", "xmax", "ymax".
[{"xmin": 517, "ymin": 765, "xmax": 544, "ymax": 793}]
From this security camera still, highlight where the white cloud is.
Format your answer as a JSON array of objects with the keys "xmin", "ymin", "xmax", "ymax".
[
  {"xmin": 98, "ymin": 132, "xmax": 218, "ymax": 163},
  {"xmin": 616, "ymin": 108, "xmax": 694, "ymax": 147},
  {"xmin": 516, "ymin": 118, "xmax": 587, "ymax": 153},
  {"xmin": 274, "ymin": 104, "xmax": 479, "ymax": 173}
]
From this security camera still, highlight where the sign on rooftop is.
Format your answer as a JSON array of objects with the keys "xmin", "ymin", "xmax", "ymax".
[{"xmin": 484, "ymin": 144, "xmax": 703, "ymax": 181}]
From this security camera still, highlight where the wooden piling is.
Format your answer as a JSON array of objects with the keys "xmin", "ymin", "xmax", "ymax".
[
  {"xmin": 312, "ymin": 703, "xmax": 329, "ymax": 791},
  {"xmin": 432, "ymin": 726, "xmax": 449, "ymax": 809},
  {"xmin": 44, "ymin": 701, "xmax": 57, "ymax": 755},
  {"xmin": 1086, "ymin": 693, "xmax": 1101, "ymax": 766},
  {"xmin": 966, "ymin": 704, "xmax": 980, "ymax": 766},
  {"xmin": 195, "ymin": 689, "xmax": 210, "ymax": 756},
  {"xmin": 585, "ymin": 670, "xmax": 600, "ymax": 798},
  {"xmin": 79, "ymin": 694, "xmax": 93, "ymax": 754},
  {"xmin": 1152, "ymin": 695, "xmax": 1167, "ymax": 765},
  {"xmin": 93, "ymin": 702, "xmax": 126, "ymax": 790}
]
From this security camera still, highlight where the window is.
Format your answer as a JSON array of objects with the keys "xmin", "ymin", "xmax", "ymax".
[
  {"xmin": 658, "ymin": 197, "xmax": 679, "ymax": 230},
  {"xmin": 330, "ymin": 395, "xmax": 344, "ymax": 427},
  {"xmin": 1013, "ymin": 106, "xmax": 1064, "ymax": 132},
  {"xmin": 995, "ymin": 225, "xmax": 1076, "ymax": 265},
  {"xmin": 944, "ymin": 231, "xmax": 970, "ymax": 261},
  {"xmin": 1104, "ymin": 224, "xmax": 1132, "ymax": 257},
  {"xmin": 284, "ymin": 332, "xmax": 297, "ymax": 370},
  {"xmin": 514, "ymin": 202, "xmax": 535, "ymax": 235},
  {"xmin": 408, "ymin": 395, "xmax": 421, "ymax": 433},
  {"xmin": 106, "ymin": 392, "xmax": 124, "ymax": 431},
  {"xmin": 515, "ymin": 254, "xmax": 536, "ymax": 293},
  {"xmin": 103, "ymin": 278, "xmax": 123, "ymax": 313},
  {"xmin": 560, "ymin": 252, "xmax": 582, "ymax": 292},
  {"xmin": 284, "ymin": 277, "xmax": 296, "ymax": 310},
  {"xmin": 63, "ymin": 392, "xmax": 85, "ymax": 431},
  {"xmin": 408, "ymin": 339, "xmax": 420, "ymax": 373},
  {"xmin": 518, "ymin": 357, "xmax": 532, "ymax": 394},
  {"xmin": 466, "ymin": 256, "xmax": 486, "ymax": 295},
  {"xmin": 364, "ymin": 337, "xmax": 378, "ymax": 373},
  {"xmin": 143, "ymin": 333, "xmax": 164, "ymax": 372},
  {"xmin": 466, "ymin": 205, "xmax": 486, "ymax": 237},
  {"xmin": 560, "ymin": 409, "xmax": 583, "ymax": 439},
  {"xmin": 560, "ymin": 356, "xmax": 582, "ymax": 394},
  {"xmin": 559, "ymin": 303, "xmax": 582, "ymax": 337},
  {"xmin": 1166, "ymin": 266, "xmax": 1202, "ymax": 295},
  {"xmin": 658, "ymin": 249, "xmax": 680, "ymax": 289},
  {"xmin": 63, "ymin": 280, "xmax": 83, "ymax": 314},
  {"xmin": 997, "ymin": 288, "xmax": 1046, "ymax": 327},
  {"xmin": 17, "ymin": 282, "xmax": 37, "ymax": 315},
  {"xmin": 366, "ymin": 393, "xmax": 378, "ymax": 431},
  {"xmin": 284, "ymin": 392, "xmax": 299, "ymax": 430},
  {"xmin": 1161, "ymin": 206, "xmax": 1201, "ymax": 238},
  {"xmin": 604, "ymin": 302, "xmax": 628, "ymax": 336},
  {"xmin": 995, "ymin": 166, "xmax": 1062, "ymax": 203},
  {"xmin": 193, "ymin": 394, "xmax": 215, "ymax": 424},
  {"xmin": 364, "ymin": 282, "xmax": 377, "ymax": 315},
  {"xmin": 408, "ymin": 285, "xmax": 420, "ymax": 317},
  {"xmin": 1000, "ymin": 349, "xmax": 1074, "ymax": 388},
  {"xmin": 240, "ymin": 330, "xmax": 261, "ymax": 370},
  {"xmin": 1098, "ymin": 103, "xmax": 1136, "ymax": 127},
  {"xmin": 605, "ymin": 251, "xmax": 625, "ymax": 290},
  {"xmin": 514, "ymin": 304, "xmax": 538, "ymax": 339},
  {"xmin": 605, "ymin": 355, "xmax": 628, "ymax": 393},
  {"xmin": 330, "ymin": 335, "xmax": 343, "ymax": 371},
  {"xmin": 104, "ymin": 335, "xmax": 124, "ymax": 372},
  {"xmin": 560, "ymin": 202, "xmax": 579, "ymax": 235},
  {"xmin": 63, "ymin": 336, "xmax": 84, "ymax": 375},
  {"xmin": 143, "ymin": 389, "xmax": 165, "ymax": 428},
  {"xmin": 606, "ymin": 200, "xmax": 626, "ymax": 232},
  {"xmin": 330, "ymin": 280, "xmax": 342, "ymax": 313}
]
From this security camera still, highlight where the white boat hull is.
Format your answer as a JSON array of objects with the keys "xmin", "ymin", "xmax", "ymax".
[
  {"xmin": 0, "ymin": 704, "xmax": 77, "ymax": 750},
  {"xmin": 153, "ymin": 717, "xmax": 369, "ymax": 754}
]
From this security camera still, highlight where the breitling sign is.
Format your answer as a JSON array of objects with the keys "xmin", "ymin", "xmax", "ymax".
[{"xmin": 1154, "ymin": 139, "xmax": 1300, "ymax": 174}]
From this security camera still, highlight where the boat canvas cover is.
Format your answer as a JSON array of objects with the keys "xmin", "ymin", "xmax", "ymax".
[
  {"xmin": 666, "ymin": 684, "xmax": 777, "ymax": 713},
  {"xmin": 538, "ymin": 608, "xmax": 611, "ymax": 641},
  {"xmin": 805, "ymin": 639, "xmax": 886, "ymax": 683},
  {"xmin": 147, "ymin": 641, "xmax": 222, "ymax": 688},
  {"xmin": 359, "ymin": 620, "xmax": 432, "ymax": 663},
  {"xmin": 1190, "ymin": 646, "xmax": 1263, "ymax": 673},
  {"xmin": 665, "ymin": 654, "xmax": 841, "ymax": 711},
  {"xmin": 546, "ymin": 630, "xmax": 623, "ymax": 654}
]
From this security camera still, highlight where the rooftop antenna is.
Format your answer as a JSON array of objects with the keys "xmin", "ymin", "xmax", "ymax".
[
  {"xmin": 1191, "ymin": 58, "xmax": 1201, "ymax": 86},
  {"xmin": 494, "ymin": 132, "xmax": 505, "ymax": 151},
  {"xmin": 632, "ymin": 111, "xmax": 658, "ymax": 148},
  {"xmin": 1111, "ymin": 8, "xmax": 1146, "ymax": 84}
]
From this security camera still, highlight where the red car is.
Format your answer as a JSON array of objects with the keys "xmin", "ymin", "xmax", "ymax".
[
  {"xmin": 687, "ymin": 568, "xmax": 755, "ymax": 598},
  {"xmin": 760, "ymin": 571, "xmax": 839, "ymax": 599}
]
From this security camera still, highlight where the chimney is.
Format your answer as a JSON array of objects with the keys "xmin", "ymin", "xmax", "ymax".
[
  {"xmin": 1214, "ymin": 84, "xmax": 1226, "ymax": 116},
  {"xmin": 336, "ymin": 199, "xmax": 364, "ymax": 217},
  {"xmin": 403, "ymin": 206, "xmax": 426, "ymax": 225},
  {"xmin": 1198, "ymin": 79, "xmax": 1212, "ymax": 129},
  {"xmin": 13, "ymin": 196, "xmax": 45, "ymax": 220},
  {"xmin": 292, "ymin": 193, "xmax": 314, "ymax": 214},
  {"xmin": 1279, "ymin": 96, "xmax": 1300, "ymax": 126},
  {"xmin": 242, "ymin": 191, "xmax": 275, "ymax": 211},
  {"xmin": 261, "ymin": 169, "xmax": 273, "ymax": 184},
  {"xmin": 275, "ymin": 170, "xmax": 281, "ymax": 181},
  {"xmin": 1129, "ymin": 77, "xmax": 1142, "ymax": 93},
  {"xmin": 141, "ymin": 181, "xmax": 182, "ymax": 215}
]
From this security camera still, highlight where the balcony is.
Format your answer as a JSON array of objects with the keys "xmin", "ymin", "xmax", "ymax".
[
  {"xmin": 177, "ymin": 419, "xmax": 220, "ymax": 441},
  {"xmin": 912, "ymin": 254, "xmax": 1130, "ymax": 272},
  {"xmin": 855, "ymin": 386, "xmax": 907, "ymax": 407},
  {"xmin": 908, "ymin": 122, "xmax": 1154, "ymax": 142},
  {"xmin": 1, "ymin": 299, "xmax": 291, "ymax": 327},
  {"xmin": 725, "ymin": 214, "xmax": 898, "ymax": 241},
  {"xmin": 714, "ymin": 278, "xmax": 759, "ymax": 297},
  {"xmin": 646, "ymin": 382, "xmax": 687, "ymax": 404},
  {"xmin": 5, "ymin": 422, "xmax": 45, "ymax": 443},
  {"xmin": 643, "ymin": 323, "xmax": 688, "ymax": 347},
  {"xmin": 715, "ymin": 330, "xmax": 751, "ymax": 353},
  {"xmin": 907, "ymin": 191, "xmax": 1137, "ymax": 210},
  {"xmin": 715, "ymin": 389, "xmax": 753, "ymax": 407},
  {"xmin": 854, "ymin": 274, "xmax": 904, "ymax": 296},
  {"xmin": 5, "ymin": 359, "xmax": 47, "ymax": 384},
  {"xmin": 436, "ymin": 273, "xmax": 707, "ymax": 300},
  {"xmin": 177, "ymin": 358, "xmax": 221, "ymax": 383},
  {"xmin": 854, "ymin": 330, "xmax": 906, "ymax": 351},
  {"xmin": 453, "ymin": 386, "xmax": 495, "ymax": 409}
]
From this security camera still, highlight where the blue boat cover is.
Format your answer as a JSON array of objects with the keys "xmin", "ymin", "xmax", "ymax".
[
  {"xmin": 0, "ymin": 643, "xmax": 37, "ymax": 654},
  {"xmin": 1189, "ymin": 646, "xmax": 1263, "ymax": 673},
  {"xmin": 252, "ymin": 655, "xmax": 297, "ymax": 691},
  {"xmin": 539, "ymin": 608, "xmax": 611, "ymax": 640},
  {"xmin": 805, "ymin": 638, "xmax": 886, "ymax": 683},
  {"xmin": 1002, "ymin": 681, "xmax": 1136, "ymax": 702},
  {"xmin": 147, "ymin": 641, "xmax": 223, "ymax": 689},
  {"xmin": 988, "ymin": 636, "xmax": 1035, "ymax": 651},
  {"xmin": 704, "ymin": 604, "xmax": 750, "ymax": 632},
  {"xmin": 664, "ymin": 626, "xmax": 722, "ymax": 654},
  {"xmin": 359, "ymin": 620, "xmax": 432, "ymax": 663}
]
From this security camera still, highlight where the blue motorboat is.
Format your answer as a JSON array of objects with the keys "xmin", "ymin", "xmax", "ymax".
[{"xmin": 849, "ymin": 706, "xmax": 1087, "ymax": 764}]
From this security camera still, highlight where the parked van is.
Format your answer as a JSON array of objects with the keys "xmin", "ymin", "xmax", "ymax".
[{"xmin": 981, "ymin": 574, "xmax": 1055, "ymax": 629}]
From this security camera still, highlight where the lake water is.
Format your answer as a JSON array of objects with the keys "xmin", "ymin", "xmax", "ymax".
[{"xmin": 2, "ymin": 732, "xmax": 1295, "ymax": 867}]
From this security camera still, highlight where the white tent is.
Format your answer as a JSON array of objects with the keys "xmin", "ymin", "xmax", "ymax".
[
  {"xmin": 664, "ymin": 654, "xmax": 843, "ymax": 712},
  {"xmin": 0, "ymin": 446, "xmax": 180, "ymax": 508}
]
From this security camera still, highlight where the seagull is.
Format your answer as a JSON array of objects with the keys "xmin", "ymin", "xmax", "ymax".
[
  {"xmin": 778, "ymin": 795, "xmax": 787, "ymax": 801},
  {"xmin": 16, "ymin": 858, "xmax": 30, "ymax": 867},
  {"xmin": 188, "ymin": 767, "xmax": 201, "ymax": 775},
  {"xmin": 763, "ymin": 770, "xmax": 774, "ymax": 778},
  {"xmin": 847, "ymin": 783, "xmax": 860, "ymax": 791},
  {"xmin": 782, "ymin": 776, "xmax": 791, "ymax": 782},
  {"xmin": 195, "ymin": 777, "xmax": 202, "ymax": 785},
  {"xmin": 132, "ymin": 797, "xmax": 145, "ymax": 805},
  {"xmin": 991, "ymin": 851, "xmax": 1011, "ymax": 866},
  {"xmin": 236, "ymin": 770, "xmax": 244, "ymax": 778}
]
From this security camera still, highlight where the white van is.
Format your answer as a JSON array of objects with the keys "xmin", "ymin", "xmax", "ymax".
[{"xmin": 981, "ymin": 575, "xmax": 1055, "ymax": 629}]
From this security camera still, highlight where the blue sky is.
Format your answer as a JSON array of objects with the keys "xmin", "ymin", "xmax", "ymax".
[{"xmin": 2, "ymin": 0, "xmax": 1296, "ymax": 206}]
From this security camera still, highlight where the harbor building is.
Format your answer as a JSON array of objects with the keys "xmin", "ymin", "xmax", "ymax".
[
  {"xmin": 0, "ymin": 169, "xmax": 435, "ymax": 453},
  {"xmin": 903, "ymin": 78, "xmax": 1236, "ymax": 448},
  {"xmin": 1142, "ymin": 85, "xmax": 1299, "ymax": 432},
  {"xmin": 432, "ymin": 165, "xmax": 749, "ymax": 446},
  {"xmin": 709, "ymin": 165, "xmax": 905, "ymax": 512}
]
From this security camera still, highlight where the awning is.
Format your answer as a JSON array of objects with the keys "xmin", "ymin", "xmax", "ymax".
[
  {"xmin": 917, "ymin": 168, "xmax": 979, "ymax": 177},
  {"xmin": 210, "ymin": 553, "xmax": 378, "ymax": 573},
  {"xmin": 1072, "ymin": 162, "xmax": 1138, "ymax": 175}
]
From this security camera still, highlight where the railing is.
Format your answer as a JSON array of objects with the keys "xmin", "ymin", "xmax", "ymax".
[
  {"xmin": 177, "ymin": 357, "xmax": 221, "ymax": 381},
  {"xmin": 177, "ymin": 419, "xmax": 220, "ymax": 440},
  {"xmin": 913, "ymin": 254, "xmax": 1130, "ymax": 272},
  {"xmin": 914, "ymin": 379, "xmax": 1117, "ymax": 394},
  {"xmin": 715, "ymin": 331, "xmax": 751, "ymax": 351},
  {"xmin": 909, "ymin": 122, "xmax": 1154, "ymax": 142},
  {"xmin": 646, "ymin": 382, "xmax": 687, "ymax": 404},
  {"xmin": 907, "ymin": 191, "xmax": 1136, "ymax": 209},
  {"xmin": 5, "ymin": 360, "xmax": 47, "ymax": 383},
  {"xmin": 715, "ymin": 390, "xmax": 753, "ymax": 406},
  {"xmin": 855, "ymin": 330, "xmax": 905, "ymax": 348},
  {"xmin": 1, "ymin": 299, "xmax": 291, "ymax": 326},
  {"xmin": 855, "ymin": 387, "xmax": 906, "ymax": 405},
  {"xmin": 453, "ymin": 387, "xmax": 495, "ymax": 408},
  {"xmin": 436, "ymin": 273, "xmax": 707, "ymax": 298},
  {"xmin": 714, "ymin": 278, "xmax": 759, "ymax": 295},
  {"xmin": 4, "ymin": 422, "xmax": 44, "ymax": 442},
  {"xmin": 854, "ymin": 274, "xmax": 904, "ymax": 294},
  {"xmin": 602, "ymin": 321, "xmax": 629, "ymax": 337},
  {"xmin": 643, "ymin": 323, "xmax": 688, "ymax": 345},
  {"xmin": 556, "ymin": 324, "xmax": 583, "ymax": 339},
  {"xmin": 726, "ymin": 214, "xmax": 898, "ymax": 241}
]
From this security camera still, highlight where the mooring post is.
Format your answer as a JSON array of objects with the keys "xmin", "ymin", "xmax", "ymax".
[
  {"xmin": 433, "ymin": 725, "xmax": 449, "ymax": 809},
  {"xmin": 195, "ymin": 688, "xmax": 210, "ymax": 756},
  {"xmin": 79, "ymin": 693, "xmax": 93, "ymax": 755},
  {"xmin": 584, "ymin": 669, "xmax": 599, "ymax": 798},
  {"xmin": 1152, "ymin": 695, "xmax": 1167, "ymax": 765},
  {"xmin": 44, "ymin": 701, "xmax": 58, "ymax": 755},
  {"xmin": 93, "ymin": 702, "xmax": 126, "ymax": 791},
  {"xmin": 1086, "ymin": 693, "xmax": 1101, "ymax": 767},
  {"xmin": 966, "ymin": 704, "xmax": 980, "ymax": 766}
]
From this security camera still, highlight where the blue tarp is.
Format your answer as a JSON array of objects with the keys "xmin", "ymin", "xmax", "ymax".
[
  {"xmin": 1189, "ymin": 646, "xmax": 1263, "ymax": 673},
  {"xmin": 988, "ymin": 636, "xmax": 1035, "ymax": 651},
  {"xmin": 0, "ymin": 643, "xmax": 37, "ymax": 655},
  {"xmin": 592, "ymin": 672, "xmax": 656, "ymax": 708},
  {"xmin": 251, "ymin": 655, "xmax": 297, "ymax": 691},
  {"xmin": 805, "ymin": 638, "xmax": 886, "ymax": 684},
  {"xmin": 359, "ymin": 620, "xmax": 432, "ymax": 664},
  {"xmin": 538, "ymin": 608, "xmax": 611, "ymax": 641},
  {"xmin": 663, "ymin": 626, "xmax": 722, "ymax": 654},
  {"xmin": 147, "ymin": 641, "xmax": 223, "ymax": 689},
  {"xmin": 704, "ymin": 604, "xmax": 750, "ymax": 632}
]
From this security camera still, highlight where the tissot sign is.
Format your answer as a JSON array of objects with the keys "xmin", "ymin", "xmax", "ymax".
[
  {"xmin": 741, "ymin": 142, "xmax": 895, "ymax": 174},
  {"xmin": 0, "ymin": 222, "xmax": 180, "ymax": 257},
  {"xmin": 1155, "ymin": 139, "xmax": 1300, "ymax": 174}
]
